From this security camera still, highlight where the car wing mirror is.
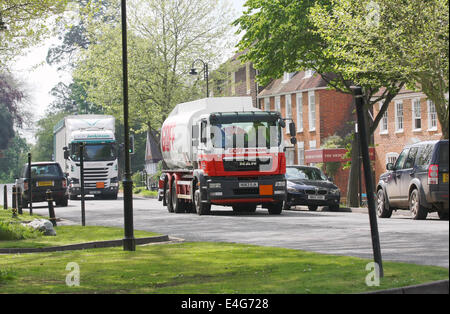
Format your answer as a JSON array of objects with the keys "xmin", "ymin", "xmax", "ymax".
[{"xmin": 386, "ymin": 163, "xmax": 394, "ymax": 171}]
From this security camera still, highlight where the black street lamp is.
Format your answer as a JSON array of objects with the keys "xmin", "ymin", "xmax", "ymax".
[
  {"xmin": 189, "ymin": 59, "xmax": 209, "ymax": 98},
  {"xmin": 120, "ymin": 0, "xmax": 135, "ymax": 251},
  {"xmin": 0, "ymin": 12, "xmax": 7, "ymax": 31}
]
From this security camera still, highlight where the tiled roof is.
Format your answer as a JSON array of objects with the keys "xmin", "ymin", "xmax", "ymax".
[{"xmin": 258, "ymin": 71, "xmax": 330, "ymax": 97}]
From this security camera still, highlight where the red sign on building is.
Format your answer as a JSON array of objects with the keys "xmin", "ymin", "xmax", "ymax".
[{"xmin": 305, "ymin": 148, "xmax": 375, "ymax": 164}]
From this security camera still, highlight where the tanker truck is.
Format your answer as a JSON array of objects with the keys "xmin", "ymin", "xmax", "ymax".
[
  {"xmin": 54, "ymin": 115, "xmax": 119, "ymax": 200},
  {"xmin": 158, "ymin": 97, "xmax": 297, "ymax": 215}
]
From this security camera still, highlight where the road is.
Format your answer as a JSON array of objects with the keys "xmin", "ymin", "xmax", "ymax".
[{"xmin": 14, "ymin": 194, "xmax": 448, "ymax": 269}]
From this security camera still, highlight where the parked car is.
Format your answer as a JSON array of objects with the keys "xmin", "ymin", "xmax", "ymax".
[
  {"xmin": 16, "ymin": 162, "xmax": 68, "ymax": 207},
  {"xmin": 376, "ymin": 140, "xmax": 449, "ymax": 220},
  {"xmin": 284, "ymin": 165, "xmax": 341, "ymax": 211}
]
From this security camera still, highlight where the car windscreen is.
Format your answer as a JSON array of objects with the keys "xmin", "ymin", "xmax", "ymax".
[
  {"xmin": 26, "ymin": 164, "xmax": 63, "ymax": 178},
  {"xmin": 286, "ymin": 167, "xmax": 327, "ymax": 181}
]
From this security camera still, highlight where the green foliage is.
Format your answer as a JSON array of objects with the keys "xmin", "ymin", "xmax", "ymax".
[
  {"xmin": 0, "ymin": 134, "xmax": 30, "ymax": 183},
  {"xmin": 31, "ymin": 111, "xmax": 69, "ymax": 162},
  {"xmin": 0, "ymin": 221, "xmax": 42, "ymax": 241},
  {"xmin": 0, "ymin": 0, "xmax": 68, "ymax": 66},
  {"xmin": 317, "ymin": 135, "xmax": 345, "ymax": 179}
]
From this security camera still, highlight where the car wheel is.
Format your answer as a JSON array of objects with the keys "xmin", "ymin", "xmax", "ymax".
[
  {"xmin": 409, "ymin": 189, "xmax": 428, "ymax": 220},
  {"xmin": 283, "ymin": 201, "xmax": 291, "ymax": 210},
  {"xmin": 308, "ymin": 205, "xmax": 318, "ymax": 211},
  {"xmin": 328, "ymin": 205, "xmax": 340, "ymax": 212},
  {"xmin": 376, "ymin": 189, "xmax": 392, "ymax": 218}
]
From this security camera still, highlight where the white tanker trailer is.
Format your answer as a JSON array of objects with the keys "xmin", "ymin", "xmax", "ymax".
[{"xmin": 158, "ymin": 97, "xmax": 297, "ymax": 215}]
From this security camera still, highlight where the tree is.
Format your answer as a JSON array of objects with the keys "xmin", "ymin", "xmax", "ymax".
[
  {"xmin": 0, "ymin": 0, "xmax": 68, "ymax": 66},
  {"xmin": 0, "ymin": 134, "xmax": 29, "ymax": 183},
  {"xmin": 310, "ymin": 0, "xmax": 449, "ymax": 138},
  {"xmin": 234, "ymin": 0, "xmax": 406, "ymax": 206},
  {"xmin": 73, "ymin": 0, "xmax": 236, "ymax": 156}
]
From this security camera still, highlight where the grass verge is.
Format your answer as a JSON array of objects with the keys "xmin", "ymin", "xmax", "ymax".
[{"xmin": 0, "ymin": 241, "xmax": 447, "ymax": 294}]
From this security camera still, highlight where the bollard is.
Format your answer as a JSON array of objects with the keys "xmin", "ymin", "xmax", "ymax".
[
  {"xmin": 17, "ymin": 186, "xmax": 22, "ymax": 215},
  {"xmin": 3, "ymin": 185, "xmax": 7, "ymax": 209},
  {"xmin": 46, "ymin": 190, "xmax": 57, "ymax": 227},
  {"xmin": 12, "ymin": 185, "xmax": 17, "ymax": 210}
]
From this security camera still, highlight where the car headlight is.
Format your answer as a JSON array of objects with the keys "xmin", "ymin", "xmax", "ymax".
[{"xmin": 330, "ymin": 188, "xmax": 340, "ymax": 195}]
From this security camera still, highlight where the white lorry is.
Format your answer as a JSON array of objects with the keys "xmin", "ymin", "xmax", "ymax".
[
  {"xmin": 53, "ymin": 115, "xmax": 119, "ymax": 200},
  {"xmin": 158, "ymin": 97, "xmax": 297, "ymax": 215}
]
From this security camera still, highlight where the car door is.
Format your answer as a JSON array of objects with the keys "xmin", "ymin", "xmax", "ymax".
[
  {"xmin": 386, "ymin": 148, "xmax": 409, "ymax": 205},
  {"xmin": 398, "ymin": 146, "xmax": 419, "ymax": 206}
]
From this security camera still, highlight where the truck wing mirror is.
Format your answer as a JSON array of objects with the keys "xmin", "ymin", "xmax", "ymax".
[
  {"xmin": 279, "ymin": 119, "xmax": 286, "ymax": 128},
  {"xmin": 289, "ymin": 122, "xmax": 296, "ymax": 137},
  {"xmin": 63, "ymin": 147, "xmax": 69, "ymax": 160},
  {"xmin": 290, "ymin": 137, "xmax": 297, "ymax": 145}
]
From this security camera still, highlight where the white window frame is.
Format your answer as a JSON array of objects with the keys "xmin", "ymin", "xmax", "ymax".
[
  {"xmin": 297, "ymin": 141, "xmax": 305, "ymax": 165},
  {"xmin": 275, "ymin": 96, "xmax": 281, "ymax": 113},
  {"xmin": 282, "ymin": 72, "xmax": 294, "ymax": 83},
  {"xmin": 395, "ymin": 100, "xmax": 404, "ymax": 133},
  {"xmin": 308, "ymin": 91, "xmax": 316, "ymax": 132},
  {"xmin": 379, "ymin": 102, "xmax": 388, "ymax": 134},
  {"xmin": 264, "ymin": 97, "xmax": 270, "ymax": 111},
  {"xmin": 285, "ymin": 95, "xmax": 292, "ymax": 134},
  {"xmin": 412, "ymin": 98, "xmax": 422, "ymax": 131},
  {"xmin": 309, "ymin": 140, "xmax": 317, "ymax": 149},
  {"xmin": 427, "ymin": 100, "xmax": 438, "ymax": 131},
  {"xmin": 296, "ymin": 93, "xmax": 303, "ymax": 132}
]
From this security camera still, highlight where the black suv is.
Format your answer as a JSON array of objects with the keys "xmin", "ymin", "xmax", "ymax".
[
  {"xmin": 376, "ymin": 140, "xmax": 449, "ymax": 220},
  {"xmin": 16, "ymin": 162, "xmax": 68, "ymax": 207}
]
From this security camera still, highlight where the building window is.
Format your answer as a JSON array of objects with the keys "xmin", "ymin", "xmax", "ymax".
[
  {"xmin": 285, "ymin": 95, "xmax": 292, "ymax": 134},
  {"xmin": 246, "ymin": 63, "xmax": 251, "ymax": 95},
  {"xmin": 308, "ymin": 91, "xmax": 316, "ymax": 131},
  {"xmin": 309, "ymin": 140, "xmax": 317, "ymax": 149},
  {"xmin": 296, "ymin": 93, "xmax": 303, "ymax": 132},
  {"xmin": 412, "ymin": 98, "xmax": 422, "ymax": 131},
  {"xmin": 386, "ymin": 152, "xmax": 399, "ymax": 165},
  {"xmin": 264, "ymin": 97, "xmax": 270, "ymax": 111},
  {"xmin": 395, "ymin": 100, "xmax": 404, "ymax": 132},
  {"xmin": 275, "ymin": 96, "xmax": 280, "ymax": 113},
  {"xmin": 286, "ymin": 148, "xmax": 295, "ymax": 166},
  {"xmin": 297, "ymin": 142, "xmax": 305, "ymax": 165},
  {"xmin": 427, "ymin": 100, "xmax": 437, "ymax": 130},
  {"xmin": 379, "ymin": 102, "xmax": 388, "ymax": 134}
]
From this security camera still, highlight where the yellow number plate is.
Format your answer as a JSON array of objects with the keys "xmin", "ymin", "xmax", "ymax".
[
  {"xmin": 37, "ymin": 181, "xmax": 54, "ymax": 187},
  {"xmin": 443, "ymin": 173, "xmax": 448, "ymax": 183}
]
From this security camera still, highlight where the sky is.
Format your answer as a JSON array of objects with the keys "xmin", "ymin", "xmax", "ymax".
[{"xmin": 12, "ymin": 0, "xmax": 247, "ymax": 145}]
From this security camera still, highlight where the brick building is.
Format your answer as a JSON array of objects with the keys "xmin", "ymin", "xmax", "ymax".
[
  {"xmin": 210, "ymin": 50, "xmax": 263, "ymax": 107},
  {"xmin": 257, "ymin": 70, "xmax": 355, "ymax": 196},
  {"xmin": 373, "ymin": 88, "xmax": 444, "ymax": 181}
]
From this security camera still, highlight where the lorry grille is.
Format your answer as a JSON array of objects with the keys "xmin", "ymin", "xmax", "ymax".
[
  {"xmin": 223, "ymin": 158, "xmax": 272, "ymax": 172},
  {"xmin": 82, "ymin": 167, "xmax": 108, "ymax": 188}
]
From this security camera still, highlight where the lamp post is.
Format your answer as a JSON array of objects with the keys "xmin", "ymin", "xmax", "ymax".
[
  {"xmin": 0, "ymin": 11, "xmax": 7, "ymax": 31},
  {"xmin": 189, "ymin": 59, "xmax": 209, "ymax": 98},
  {"xmin": 120, "ymin": 0, "xmax": 135, "ymax": 251}
]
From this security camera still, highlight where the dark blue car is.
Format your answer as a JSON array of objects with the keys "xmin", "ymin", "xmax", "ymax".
[{"xmin": 284, "ymin": 166, "xmax": 340, "ymax": 211}]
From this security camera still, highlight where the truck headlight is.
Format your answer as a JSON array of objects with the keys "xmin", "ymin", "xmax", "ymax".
[
  {"xmin": 275, "ymin": 181, "xmax": 286, "ymax": 187},
  {"xmin": 209, "ymin": 183, "xmax": 221, "ymax": 189}
]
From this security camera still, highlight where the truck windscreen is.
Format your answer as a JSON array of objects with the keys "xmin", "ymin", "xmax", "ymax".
[
  {"xmin": 210, "ymin": 121, "xmax": 281, "ymax": 149},
  {"xmin": 70, "ymin": 142, "xmax": 116, "ymax": 161}
]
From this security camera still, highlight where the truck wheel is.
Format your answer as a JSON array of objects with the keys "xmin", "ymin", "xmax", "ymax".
[
  {"xmin": 232, "ymin": 204, "xmax": 257, "ymax": 213},
  {"xmin": 194, "ymin": 189, "xmax": 211, "ymax": 215},
  {"xmin": 165, "ymin": 180, "xmax": 174, "ymax": 213},
  {"xmin": 376, "ymin": 189, "xmax": 392, "ymax": 218},
  {"xmin": 409, "ymin": 189, "xmax": 428, "ymax": 220},
  {"xmin": 267, "ymin": 202, "xmax": 283, "ymax": 215},
  {"xmin": 172, "ymin": 180, "xmax": 184, "ymax": 213},
  {"xmin": 69, "ymin": 194, "xmax": 77, "ymax": 200}
]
